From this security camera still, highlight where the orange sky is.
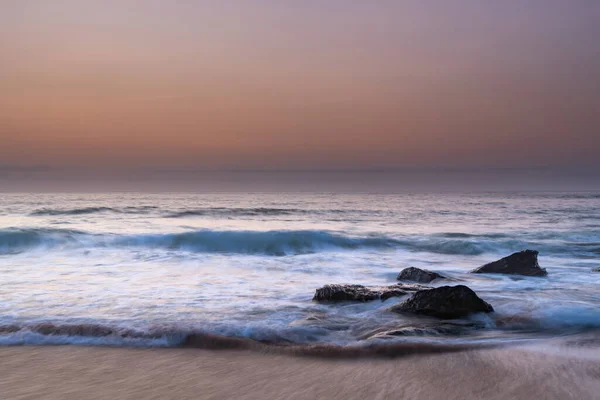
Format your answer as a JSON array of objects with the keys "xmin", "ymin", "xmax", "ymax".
[{"xmin": 1, "ymin": 1, "xmax": 599, "ymax": 171}]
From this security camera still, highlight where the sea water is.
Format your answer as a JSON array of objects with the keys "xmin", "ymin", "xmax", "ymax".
[{"xmin": 1, "ymin": 192, "xmax": 599, "ymax": 347}]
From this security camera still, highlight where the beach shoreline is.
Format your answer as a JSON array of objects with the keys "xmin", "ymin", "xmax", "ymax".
[{"xmin": 2, "ymin": 339, "xmax": 599, "ymax": 399}]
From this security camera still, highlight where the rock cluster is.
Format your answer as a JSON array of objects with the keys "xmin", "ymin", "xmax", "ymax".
[{"xmin": 313, "ymin": 250, "xmax": 554, "ymax": 320}]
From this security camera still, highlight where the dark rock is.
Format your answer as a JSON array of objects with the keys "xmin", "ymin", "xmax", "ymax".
[
  {"xmin": 592, "ymin": 267, "xmax": 600, "ymax": 272},
  {"xmin": 397, "ymin": 267, "xmax": 446, "ymax": 283},
  {"xmin": 470, "ymin": 250, "xmax": 547, "ymax": 277},
  {"xmin": 312, "ymin": 284, "xmax": 404, "ymax": 302},
  {"xmin": 389, "ymin": 285, "xmax": 494, "ymax": 319},
  {"xmin": 313, "ymin": 283, "xmax": 429, "ymax": 302}
]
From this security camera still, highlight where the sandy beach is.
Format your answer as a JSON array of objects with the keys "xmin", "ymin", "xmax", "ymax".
[{"xmin": 1, "ymin": 342, "xmax": 599, "ymax": 400}]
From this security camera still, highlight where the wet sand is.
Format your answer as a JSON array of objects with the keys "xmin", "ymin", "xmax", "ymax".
[{"xmin": 1, "ymin": 343, "xmax": 599, "ymax": 400}]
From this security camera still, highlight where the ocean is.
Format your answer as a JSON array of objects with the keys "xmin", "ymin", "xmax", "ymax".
[{"xmin": 1, "ymin": 192, "xmax": 599, "ymax": 348}]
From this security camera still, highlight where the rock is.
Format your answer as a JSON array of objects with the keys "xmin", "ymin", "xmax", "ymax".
[
  {"xmin": 395, "ymin": 283, "xmax": 432, "ymax": 291},
  {"xmin": 360, "ymin": 320, "xmax": 486, "ymax": 339},
  {"xmin": 593, "ymin": 267, "xmax": 600, "ymax": 272},
  {"xmin": 470, "ymin": 250, "xmax": 547, "ymax": 277},
  {"xmin": 397, "ymin": 267, "xmax": 446, "ymax": 283},
  {"xmin": 389, "ymin": 285, "xmax": 493, "ymax": 319},
  {"xmin": 313, "ymin": 283, "xmax": 429, "ymax": 302},
  {"xmin": 312, "ymin": 284, "xmax": 404, "ymax": 302}
]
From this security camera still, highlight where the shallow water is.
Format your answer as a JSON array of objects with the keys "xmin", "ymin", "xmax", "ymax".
[{"xmin": 0, "ymin": 192, "xmax": 599, "ymax": 346}]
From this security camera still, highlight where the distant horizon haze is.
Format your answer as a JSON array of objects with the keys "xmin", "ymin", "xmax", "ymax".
[{"xmin": 1, "ymin": 166, "xmax": 598, "ymax": 192}]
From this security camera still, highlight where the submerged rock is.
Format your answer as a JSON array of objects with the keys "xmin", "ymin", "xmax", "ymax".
[
  {"xmin": 360, "ymin": 320, "xmax": 486, "ymax": 340},
  {"xmin": 395, "ymin": 283, "xmax": 432, "ymax": 291},
  {"xmin": 313, "ymin": 283, "xmax": 428, "ymax": 302},
  {"xmin": 397, "ymin": 267, "xmax": 446, "ymax": 283},
  {"xmin": 389, "ymin": 285, "xmax": 493, "ymax": 319},
  {"xmin": 470, "ymin": 250, "xmax": 547, "ymax": 277}
]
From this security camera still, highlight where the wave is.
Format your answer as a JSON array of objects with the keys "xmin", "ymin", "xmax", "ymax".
[
  {"xmin": 2, "ymin": 227, "xmax": 600, "ymax": 256},
  {"xmin": 4, "ymin": 319, "xmax": 598, "ymax": 357},
  {"xmin": 0, "ymin": 322, "xmax": 184, "ymax": 347},
  {"xmin": 0, "ymin": 322, "xmax": 496, "ymax": 357},
  {"xmin": 31, "ymin": 206, "xmax": 158, "ymax": 216},
  {"xmin": 0, "ymin": 228, "xmax": 88, "ymax": 254},
  {"xmin": 393, "ymin": 234, "xmax": 534, "ymax": 256},
  {"xmin": 547, "ymin": 193, "xmax": 600, "ymax": 200},
  {"xmin": 0, "ymin": 228, "xmax": 399, "ymax": 256},
  {"xmin": 31, "ymin": 207, "xmax": 117, "ymax": 216},
  {"xmin": 165, "ymin": 207, "xmax": 302, "ymax": 218},
  {"xmin": 30, "ymin": 206, "xmax": 361, "ymax": 218},
  {"xmin": 436, "ymin": 232, "xmax": 510, "ymax": 239},
  {"xmin": 113, "ymin": 230, "xmax": 398, "ymax": 256}
]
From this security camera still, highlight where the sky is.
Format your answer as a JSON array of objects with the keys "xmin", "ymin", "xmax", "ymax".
[{"xmin": 0, "ymin": 1, "xmax": 599, "ymax": 190}]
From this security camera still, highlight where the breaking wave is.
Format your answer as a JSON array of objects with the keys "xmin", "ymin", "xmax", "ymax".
[
  {"xmin": 1, "ymin": 228, "xmax": 598, "ymax": 256},
  {"xmin": 3, "ymin": 319, "xmax": 598, "ymax": 356},
  {"xmin": 0, "ymin": 321, "xmax": 497, "ymax": 357},
  {"xmin": 0, "ymin": 228, "xmax": 397, "ymax": 256},
  {"xmin": 112, "ymin": 230, "xmax": 400, "ymax": 255},
  {"xmin": 0, "ymin": 228, "xmax": 88, "ymax": 254}
]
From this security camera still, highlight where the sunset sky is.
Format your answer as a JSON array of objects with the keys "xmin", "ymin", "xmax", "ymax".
[{"xmin": 1, "ymin": 1, "xmax": 599, "ymax": 186}]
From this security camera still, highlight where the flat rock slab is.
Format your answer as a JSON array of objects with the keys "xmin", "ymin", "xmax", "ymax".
[
  {"xmin": 397, "ymin": 267, "xmax": 446, "ymax": 283},
  {"xmin": 471, "ymin": 250, "xmax": 547, "ymax": 277},
  {"xmin": 313, "ymin": 283, "xmax": 430, "ymax": 302},
  {"xmin": 389, "ymin": 285, "xmax": 494, "ymax": 319}
]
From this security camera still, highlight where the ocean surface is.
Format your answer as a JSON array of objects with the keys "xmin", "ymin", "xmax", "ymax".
[{"xmin": 1, "ymin": 192, "xmax": 599, "ymax": 348}]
